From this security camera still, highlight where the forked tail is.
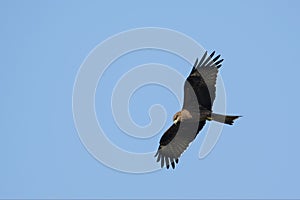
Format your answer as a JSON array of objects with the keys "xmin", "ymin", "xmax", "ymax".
[{"xmin": 208, "ymin": 113, "xmax": 241, "ymax": 125}]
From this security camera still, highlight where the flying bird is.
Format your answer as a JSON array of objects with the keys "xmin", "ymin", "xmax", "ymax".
[{"xmin": 154, "ymin": 51, "xmax": 240, "ymax": 169}]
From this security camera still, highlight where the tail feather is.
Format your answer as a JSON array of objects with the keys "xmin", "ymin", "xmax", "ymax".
[{"xmin": 209, "ymin": 113, "xmax": 241, "ymax": 125}]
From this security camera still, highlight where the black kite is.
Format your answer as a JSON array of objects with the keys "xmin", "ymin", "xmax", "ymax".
[{"xmin": 155, "ymin": 51, "xmax": 240, "ymax": 169}]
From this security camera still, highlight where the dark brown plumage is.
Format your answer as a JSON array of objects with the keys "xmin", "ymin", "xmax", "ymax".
[{"xmin": 155, "ymin": 51, "xmax": 240, "ymax": 169}]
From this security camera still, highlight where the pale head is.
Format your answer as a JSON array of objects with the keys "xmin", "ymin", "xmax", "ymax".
[{"xmin": 173, "ymin": 109, "xmax": 193, "ymax": 124}]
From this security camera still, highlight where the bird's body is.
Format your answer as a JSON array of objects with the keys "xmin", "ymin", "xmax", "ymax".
[{"xmin": 155, "ymin": 51, "xmax": 240, "ymax": 169}]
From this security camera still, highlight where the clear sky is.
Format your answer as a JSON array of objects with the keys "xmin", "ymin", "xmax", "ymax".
[{"xmin": 1, "ymin": 0, "xmax": 300, "ymax": 199}]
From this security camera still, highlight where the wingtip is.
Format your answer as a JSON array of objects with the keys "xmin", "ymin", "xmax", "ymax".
[
  {"xmin": 171, "ymin": 161, "xmax": 175, "ymax": 169},
  {"xmin": 214, "ymin": 59, "xmax": 224, "ymax": 68},
  {"xmin": 192, "ymin": 58, "xmax": 199, "ymax": 69},
  {"xmin": 156, "ymin": 153, "xmax": 161, "ymax": 162},
  {"xmin": 160, "ymin": 157, "xmax": 164, "ymax": 168},
  {"xmin": 203, "ymin": 51, "xmax": 208, "ymax": 59},
  {"xmin": 197, "ymin": 51, "xmax": 208, "ymax": 68}
]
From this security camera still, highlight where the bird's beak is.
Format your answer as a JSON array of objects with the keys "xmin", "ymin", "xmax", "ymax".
[{"xmin": 173, "ymin": 118, "xmax": 179, "ymax": 124}]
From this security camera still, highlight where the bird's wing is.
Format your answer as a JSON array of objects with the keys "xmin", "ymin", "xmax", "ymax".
[
  {"xmin": 183, "ymin": 51, "xmax": 224, "ymax": 111},
  {"xmin": 155, "ymin": 120, "xmax": 206, "ymax": 169}
]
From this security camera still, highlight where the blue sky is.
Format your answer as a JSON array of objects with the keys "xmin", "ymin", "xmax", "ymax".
[{"xmin": 1, "ymin": 0, "xmax": 300, "ymax": 199}]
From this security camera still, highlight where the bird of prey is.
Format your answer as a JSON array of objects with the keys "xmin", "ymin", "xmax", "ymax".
[{"xmin": 154, "ymin": 51, "xmax": 240, "ymax": 169}]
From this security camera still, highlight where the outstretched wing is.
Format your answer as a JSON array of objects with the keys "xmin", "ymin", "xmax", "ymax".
[
  {"xmin": 183, "ymin": 51, "xmax": 224, "ymax": 111},
  {"xmin": 155, "ymin": 120, "xmax": 206, "ymax": 169}
]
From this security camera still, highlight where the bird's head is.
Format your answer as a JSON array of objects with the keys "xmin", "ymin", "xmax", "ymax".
[
  {"xmin": 173, "ymin": 112, "xmax": 182, "ymax": 124},
  {"xmin": 173, "ymin": 109, "xmax": 192, "ymax": 124}
]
